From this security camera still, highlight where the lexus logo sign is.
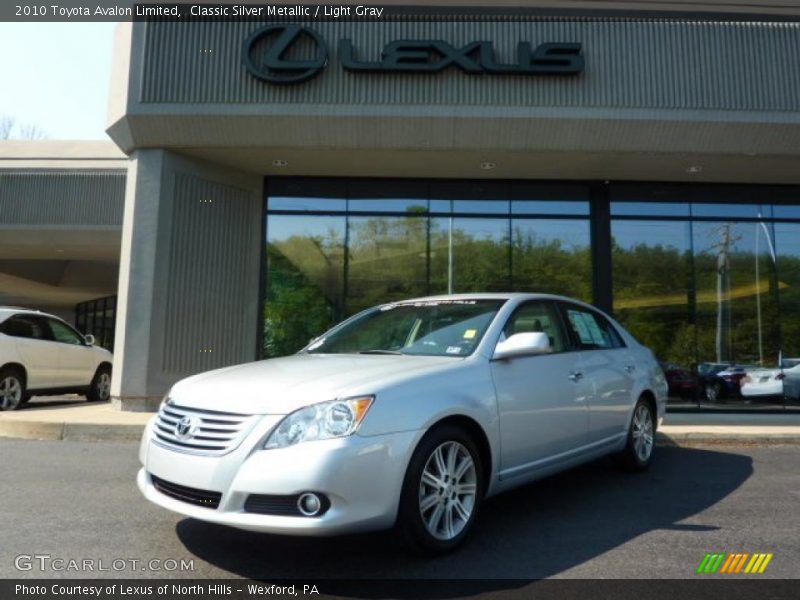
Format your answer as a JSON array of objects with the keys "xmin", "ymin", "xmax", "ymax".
[
  {"xmin": 243, "ymin": 25, "xmax": 329, "ymax": 84},
  {"xmin": 243, "ymin": 24, "xmax": 584, "ymax": 85}
]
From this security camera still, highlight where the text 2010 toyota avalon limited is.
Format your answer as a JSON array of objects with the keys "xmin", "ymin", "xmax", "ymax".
[{"xmin": 137, "ymin": 294, "xmax": 667, "ymax": 553}]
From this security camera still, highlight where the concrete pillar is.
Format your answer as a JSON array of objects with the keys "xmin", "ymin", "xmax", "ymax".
[{"xmin": 111, "ymin": 150, "xmax": 262, "ymax": 411}]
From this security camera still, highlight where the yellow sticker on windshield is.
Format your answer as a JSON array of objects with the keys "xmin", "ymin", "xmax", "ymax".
[{"xmin": 463, "ymin": 329, "xmax": 477, "ymax": 339}]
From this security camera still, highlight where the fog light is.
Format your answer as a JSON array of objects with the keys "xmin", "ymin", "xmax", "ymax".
[{"xmin": 297, "ymin": 492, "xmax": 323, "ymax": 516}]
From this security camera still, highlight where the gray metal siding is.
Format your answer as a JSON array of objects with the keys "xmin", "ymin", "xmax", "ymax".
[
  {"xmin": 161, "ymin": 173, "xmax": 260, "ymax": 374},
  {"xmin": 139, "ymin": 19, "xmax": 800, "ymax": 111},
  {"xmin": 0, "ymin": 170, "xmax": 126, "ymax": 226}
]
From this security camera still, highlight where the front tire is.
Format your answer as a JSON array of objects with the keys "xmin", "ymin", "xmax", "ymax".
[
  {"xmin": 617, "ymin": 398, "xmax": 656, "ymax": 471},
  {"xmin": 86, "ymin": 365, "xmax": 112, "ymax": 402},
  {"xmin": 397, "ymin": 425, "xmax": 484, "ymax": 555},
  {"xmin": 0, "ymin": 368, "xmax": 25, "ymax": 411}
]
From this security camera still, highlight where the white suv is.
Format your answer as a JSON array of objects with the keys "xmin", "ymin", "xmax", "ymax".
[{"xmin": 0, "ymin": 307, "xmax": 113, "ymax": 410}]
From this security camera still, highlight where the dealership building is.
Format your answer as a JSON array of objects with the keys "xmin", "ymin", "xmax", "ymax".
[{"xmin": 2, "ymin": 1, "xmax": 800, "ymax": 411}]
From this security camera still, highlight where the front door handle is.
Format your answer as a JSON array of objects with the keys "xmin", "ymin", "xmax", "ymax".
[
  {"xmin": 625, "ymin": 364, "xmax": 636, "ymax": 373},
  {"xmin": 568, "ymin": 371, "xmax": 583, "ymax": 382}
]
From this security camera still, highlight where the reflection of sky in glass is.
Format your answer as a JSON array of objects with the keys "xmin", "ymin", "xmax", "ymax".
[
  {"xmin": 440, "ymin": 200, "xmax": 510, "ymax": 214},
  {"xmin": 612, "ymin": 202, "xmax": 690, "ymax": 217},
  {"xmin": 613, "ymin": 220, "xmax": 787, "ymax": 259},
  {"xmin": 774, "ymin": 205, "xmax": 800, "ymax": 219},
  {"xmin": 267, "ymin": 215, "xmax": 345, "ymax": 242},
  {"xmin": 451, "ymin": 218, "xmax": 508, "ymax": 238},
  {"xmin": 612, "ymin": 221, "xmax": 690, "ymax": 251},
  {"xmin": 347, "ymin": 198, "xmax": 428, "ymax": 212},
  {"xmin": 692, "ymin": 222, "xmax": 775, "ymax": 257},
  {"xmin": 269, "ymin": 196, "xmax": 346, "ymax": 212},
  {"xmin": 775, "ymin": 224, "xmax": 800, "ymax": 257},
  {"xmin": 512, "ymin": 201, "xmax": 589, "ymax": 215},
  {"xmin": 691, "ymin": 204, "xmax": 774, "ymax": 219}
]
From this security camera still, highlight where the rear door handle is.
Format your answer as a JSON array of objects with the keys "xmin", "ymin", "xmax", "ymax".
[
  {"xmin": 625, "ymin": 364, "xmax": 636, "ymax": 373},
  {"xmin": 568, "ymin": 371, "xmax": 583, "ymax": 382}
]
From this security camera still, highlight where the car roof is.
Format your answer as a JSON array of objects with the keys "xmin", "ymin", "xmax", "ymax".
[{"xmin": 389, "ymin": 292, "xmax": 595, "ymax": 305}]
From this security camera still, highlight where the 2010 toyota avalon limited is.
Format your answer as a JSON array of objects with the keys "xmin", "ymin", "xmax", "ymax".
[{"xmin": 137, "ymin": 294, "xmax": 667, "ymax": 553}]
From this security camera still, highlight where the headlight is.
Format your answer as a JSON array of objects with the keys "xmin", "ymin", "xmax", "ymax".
[{"xmin": 263, "ymin": 396, "xmax": 374, "ymax": 450}]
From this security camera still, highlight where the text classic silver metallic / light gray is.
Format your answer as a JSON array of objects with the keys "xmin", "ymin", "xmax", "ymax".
[{"xmin": 137, "ymin": 294, "xmax": 668, "ymax": 553}]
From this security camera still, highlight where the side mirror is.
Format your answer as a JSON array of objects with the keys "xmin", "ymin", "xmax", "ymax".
[
  {"xmin": 493, "ymin": 332, "xmax": 551, "ymax": 360},
  {"xmin": 84, "ymin": 334, "xmax": 95, "ymax": 346}
]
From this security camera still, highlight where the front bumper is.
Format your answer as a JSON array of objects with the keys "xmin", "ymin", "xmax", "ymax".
[{"xmin": 138, "ymin": 416, "xmax": 419, "ymax": 536}]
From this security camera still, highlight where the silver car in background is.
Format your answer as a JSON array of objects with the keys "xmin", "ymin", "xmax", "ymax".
[{"xmin": 138, "ymin": 294, "xmax": 667, "ymax": 554}]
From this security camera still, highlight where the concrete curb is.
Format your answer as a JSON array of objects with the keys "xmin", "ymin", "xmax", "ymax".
[
  {"xmin": 0, "ymin": 421, "xmax": 146, "ymax": 443},
  {"xmin": 656, "ymin": 431, "xmax": 800, "ymax": 445}
]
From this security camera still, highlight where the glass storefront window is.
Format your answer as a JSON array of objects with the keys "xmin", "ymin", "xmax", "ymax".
[
  {"xmin": 612, "ymin": 220, "xmax": 695, "ymax": 407},
  {"xmin": 612, "ymin": 199, "xmax": 798, "ymax": 409},
  {"xmin": 611, "ymin": 202, "xmax": 690, "ymax": 217},
  {"xmin": 692, "ymin": 221, "xmax": 782, "ymax": 408},
  {"xmin": 775, "ymin": 224, "xmax": 800, "ymax": 407},
  {"xmin": 774, "ymin": 205, "xmax": 800, "ymax": 219},
  {"xmin": 512, "ymin": 219, "xmax": 592, "ymax": 300},
  {"xmin": 449, "ymin": 218, "xmax": 511, "ymax": 292},
  {"xmin": 347, "ymin": 198, "xmax": 429, "ymax": 213},
  {"xmin": 512, "ymin": 200, "xmax": 589, "ymax": 215},
  {"xmin": 346, "ymin": 216, "xmax": 429, "ymax": 315},
  {"xmin": 691, "ymin": 204, "xmax": 774, "ymax": 219},
  {"xmin": 74, "ymin": 295, "xmax": 116, "ymax": 352},
  {"xmin": 269, "ymin": 196, "xmax": 347, "ymax": 212},
  {"xmin": 265, "ymin": 180, "xmax": 593, "ymax": 358},
  {"xmin": 449, "ymin": 200, "xmax": 510, "ymax": 214},
  {"xmin": 265, "ymin": 215, "xmax": 345, "ymax": 358}
]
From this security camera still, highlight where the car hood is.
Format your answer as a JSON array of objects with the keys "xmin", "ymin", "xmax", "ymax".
[{"xmin": 168, "ymin": 353, "xmax": 465, "ymax": 415}]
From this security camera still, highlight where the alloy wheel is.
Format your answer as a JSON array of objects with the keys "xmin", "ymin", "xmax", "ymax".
[
  {"xmin": 96, "ymin": 372, "xmax": 111, "ymax": 401},
  {"xmin": 632, "ymin": 403, "xmax": 654, "ymax": 462},
  {"xmin": 0, "ymin": 376, "xmax": 22, "ymax": 411},
  {"xmin": 418, "ymin": 441, "xmax": 477, "ymax": 541},
  {"xmin": 705, "ymin": 383, "xmax": 719, "ymax": 402}
]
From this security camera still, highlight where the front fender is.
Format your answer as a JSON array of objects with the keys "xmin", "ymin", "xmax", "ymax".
[{"xmin": 356, "ymin": 361, "xmax": 500, "ymax": 492}]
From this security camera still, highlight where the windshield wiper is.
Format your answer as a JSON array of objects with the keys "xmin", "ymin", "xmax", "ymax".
[{"xmin": 358, "ymin": 349, "xmax": 404, "ymax": 355}]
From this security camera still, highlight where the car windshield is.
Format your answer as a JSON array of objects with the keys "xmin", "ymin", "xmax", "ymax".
[{"xmin": 305, "ymin": 299, "xmax": 506, "ymax": 357}]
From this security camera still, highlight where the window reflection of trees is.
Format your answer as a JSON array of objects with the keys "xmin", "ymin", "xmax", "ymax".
[
  {"xmin": 265, "ymin": 214, "xmax": 591, "ymax": 358},
  {"xmin": 613, "ymin": 217, "xmax": 798, "ymax": 407}
]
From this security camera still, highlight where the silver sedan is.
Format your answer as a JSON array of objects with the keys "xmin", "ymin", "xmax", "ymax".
[{"xmin": 138, "ymin": 294, "xmax": 667, "ymax": 554}]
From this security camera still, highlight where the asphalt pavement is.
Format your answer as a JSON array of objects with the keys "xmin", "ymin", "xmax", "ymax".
[{"xmin": 0, "ymin": 439, "xmax": 798, "ymax": 581}]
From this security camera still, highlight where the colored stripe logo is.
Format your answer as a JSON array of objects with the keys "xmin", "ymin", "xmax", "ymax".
[{"xmin": 696, "ymin": 553, "xmax": 773, "ymax": 574}]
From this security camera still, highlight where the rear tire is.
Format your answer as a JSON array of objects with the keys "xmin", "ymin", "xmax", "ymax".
[
  {"xmin": 86, "ymin": 365, "xmax": 112, "ymax": 402},
  {"xmin": 397, "ymin": 424, "xmax": 484, "ymax": 555},
  {"xmin": 617, "ymin": 398, "xmax": 656, "ymax": 472},
  {"xmin": 0, "ymin": 367, "xmax": 25, "ymax": 411}
]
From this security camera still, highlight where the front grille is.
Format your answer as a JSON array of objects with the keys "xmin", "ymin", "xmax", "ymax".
[
  {"xmin": 153, "ymin": 402, "xmax": 256, "ymax": 456},
  {"xmin": 244, "ymin": 494, "xmax": 330, "ymax": 517},
  {"xmin": 151, "ymin": 474, "xmax": 221, "ymax": 509}
]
